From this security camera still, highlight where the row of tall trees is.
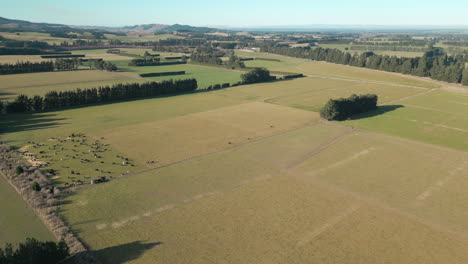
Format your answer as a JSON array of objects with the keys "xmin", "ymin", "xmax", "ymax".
[
  {"xmin": 0, "ymin": 61, "xmax": 54, "ymax": 75},
  {"xmin": 5, "ymin": 79, "xmax": 197, "ymax": 113},
  {"xmin": 260, "ymin": 45, "xmax": 466, "ymax": 84},
  {"xmin": 86, "ymin": 59, "xmax": 118, "ymax": 71},
  {"xmin": 320, "ymin": 94, "xmax": 378, "ymax": 120},
  {"xmin": 128, "ymin": 57, "xmax": 161, "ymax": 66}
]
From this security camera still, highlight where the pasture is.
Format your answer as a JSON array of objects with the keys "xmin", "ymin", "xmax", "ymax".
[
  {"xmin": 0, "ymin": 177, "xmax": 54, "ymax": 245},
  {"xmin": 344, "ymin": 90, "xmax": 468, "ymax": 151},
  {"xmin": 59, "ymin": 123, "xmax": 468, "ymax": 264},
  {"xmin": 1, "ymin": 48, "xmax": 468, "ymax": 264}
]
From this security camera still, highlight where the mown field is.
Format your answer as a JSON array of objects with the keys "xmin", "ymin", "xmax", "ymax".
[{"xmin": 1, "ymin": 48, "xmax": 467, "ymax": 263}]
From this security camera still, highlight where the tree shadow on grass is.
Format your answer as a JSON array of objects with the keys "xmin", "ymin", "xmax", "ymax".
[
  {"xmin": 0, "ymin": 113, "xmax": 68, "ymax": 135},
  {"xmin": 72, "ymin": 240, "xmax": 162, "ymax": 264},
  {"xmin": 349, "ymin": 105, "xmax": 404, "ymax": 120}
]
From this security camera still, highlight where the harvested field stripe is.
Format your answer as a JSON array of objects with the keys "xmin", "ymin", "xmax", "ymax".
[
  {"xmin": 381, "ymin": 89, "xmax": 438, "ymax": 105},
  {"xmin": 415, "ymin": 161, "xmax": 468, "ymax": 203},
  {"xmin": 297, "ymin": 203, "xmax": 361, "ymax": 247},
  {"xmin": 308, "ymin": 147, "xmax": 376, "ymax": 176},
  {"xmin": 286, "ymin": 127, "xmax": 355, "ymax": 169},
  {"xmin": 288, "ymin": 170, "xmax": 468, "ymax": 241}
]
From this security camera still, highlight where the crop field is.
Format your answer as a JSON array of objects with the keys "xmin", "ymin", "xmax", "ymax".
[
  {"xmin": 1, "ymin": 47, "xmax": 468, "ymax": 264},
  {"xmin": 0, "ymin": 177, "xmax": 54, "ymax": 245}
]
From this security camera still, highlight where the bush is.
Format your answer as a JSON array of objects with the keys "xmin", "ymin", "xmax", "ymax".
[
  {"xmin": 241, "ymin": 68, "xmax": 275, "ymax": 84},
  {"xmin": 31, "ymin": 182, "xmax": 41, "ymax": 191},
  {"xmin": 221, "ymin": 83, "xmax": 230, "ymax": 88},
  {"xmin": 15, "ymin": 166, "xmax": 24, "ymax": 175},
  {"xmin": 320, "ymin": 94, "xmax": 378, "ymax": 121}
]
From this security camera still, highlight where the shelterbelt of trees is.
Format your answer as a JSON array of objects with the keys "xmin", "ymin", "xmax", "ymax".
[
  {"xmin": 0, "ymin": 59, "xmax": 117, "ymax": 75},
  {"xmin": 261, "ymin": 45, "xmax": 468, "ymax": 84},
  {"xmin": 2, "ymin": 79, "xmax": 197, "ymax": 113},
  {"xmin": 320, "ymin": 94, "xmax": 378, "ymax": 121}
]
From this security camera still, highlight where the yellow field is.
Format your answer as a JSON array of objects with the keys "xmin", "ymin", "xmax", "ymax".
[{"xmin": 95, "ymin": 102, "xmax": 319, "ymax": 167}]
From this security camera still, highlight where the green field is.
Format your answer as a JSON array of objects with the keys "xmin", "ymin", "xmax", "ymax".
[
  {"xmin": 0, "ymin": 176, "xmax": 54, "ymax": 245},
  {"xmin": 1, "ymin": 48, "xmax": 468, "ymax": 264}
]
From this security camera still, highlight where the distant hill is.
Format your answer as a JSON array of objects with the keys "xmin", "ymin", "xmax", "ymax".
[
  {"xmin": 0, "ymin": 17, "xmax": 224, "ymax": 34},
  {"xmin": 0, "ymin": 17, "xmax": 69, "ymax": 31},
  {"xmin": 161, "ymin": 24, "xmax": 218, "ymax": 33}
]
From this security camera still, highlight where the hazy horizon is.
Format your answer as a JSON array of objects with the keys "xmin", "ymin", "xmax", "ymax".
[{"xmin": 2, "ymin": 0, "xmax": 468, "ymax": 28}]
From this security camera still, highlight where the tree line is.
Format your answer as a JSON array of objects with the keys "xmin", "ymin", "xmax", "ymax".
[
  {"xmin": 0, "ymin": 238, "xmax": 69, "ymax": 264},
  {"xmin": 4, "ymin": 79, "xmax": 197, "ymax": 113},
  {"xmin": 260, "ymin": 45, "xmax": 466, "ymax": 84},
  {"xmin": 320, "ymin": 94, "xmax": 378, "ymax": 121},
  {"xmin": 0, "ymin": 58, "xmax": 117, "ymax": 74}
]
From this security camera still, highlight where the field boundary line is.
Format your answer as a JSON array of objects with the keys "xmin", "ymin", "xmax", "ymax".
[
  {"xmin": 286, "ymin": 127, "xmax": 355, "ymax": 169},
  {"xmin": 381, "ymin": 89, "xmax": 438, "ymax": 105},
  {"xmin": 296, "ymin": 203, "xmax": 361, "ymax": 247},
  {"xmin": 286, "ymin": 170, "xmax": 468, "ymax": 242}
]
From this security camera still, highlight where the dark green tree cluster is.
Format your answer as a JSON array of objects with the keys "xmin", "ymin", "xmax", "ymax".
[
  {"xmin": 50, "ymin": 31, "xmax": 78, "ymax": 38},
  {"xmin": 0, "ymin": 238, "xmax": 69, "ymax": 264},
  {"xmin": 3, "ymin": 40, "xmax": 49, "ymax": 49},
  {"xmin": 225, "ymin": 52, "xmax": 245, "ymax": 68},
  {"xmin": 190, "ymin": 45, "xmax": 224, "ymax": 65},
  {"xmin": 5, "ymin": 79, "xmax": 197, "ymax": 113},
  {"xmin": 0, "ymin": 61, "xmax": 54, "ymax": 75},
  {"xmin": 241, "ymin": 68, "xmax": 274, "ymax": 84},
  {"xmin": 87, "ymin": 59, "xmax": 117, "ymax": 71},
  {"xmin": 320, "ymin": 94, "xmax": 378, "ymax": 121},
  {"xmin": 54, "ymin": 58, "xmax": 79, "ymax": 71},
  {"xmin": 129, "ymin": 57, "xmax": 161, "ymax": 66},
  {"xmin": 260, "ymin": 45, "xmax": 466, "ymax": 84},
  {"xmin": 0, "ymin": 47, "xmax": 43, "ymax": 55}
]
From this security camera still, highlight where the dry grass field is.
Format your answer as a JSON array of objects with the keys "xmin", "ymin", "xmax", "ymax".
[
  {"xmin": 94, "ymin": 102, "xmax": 319, "ymax": 167},
  {"xmin": 59, "ymin": 123, "xmax": 468, "ymax": 264}
]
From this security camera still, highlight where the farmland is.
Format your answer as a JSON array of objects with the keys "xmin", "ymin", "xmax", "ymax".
[
  {"xmin": 0, "ymin": 176, "xmax": 53, "ymax": 245},
  {"xmin": 1, "ymin": 41, "xmax": 467, "ymax": 264}
]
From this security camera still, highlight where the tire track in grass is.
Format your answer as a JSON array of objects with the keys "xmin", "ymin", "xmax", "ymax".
[{"xmin": 296, "ymin": 203, "xmax": 361, "ymax": 247}]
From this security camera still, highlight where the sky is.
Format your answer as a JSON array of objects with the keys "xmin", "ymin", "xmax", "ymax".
[{"xmin": 2, "ymin": 0, "xmax": 468, "ymax": 27}]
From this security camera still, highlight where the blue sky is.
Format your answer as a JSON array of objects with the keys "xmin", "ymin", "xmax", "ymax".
[{"xmin": 2, "ymin": 0, "xmax": 468, "ymax": 27}]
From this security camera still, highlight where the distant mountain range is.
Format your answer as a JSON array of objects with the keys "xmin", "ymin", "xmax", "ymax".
[{"xmin": 0, "ymin": 17, "xmax": 222, "ymax": 33}]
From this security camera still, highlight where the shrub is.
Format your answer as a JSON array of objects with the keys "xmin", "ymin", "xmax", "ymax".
[
  {"xmin": 31, "ymin": 182, "xmax": 41, "ymax": 191},
  {"xmin": 320, "ymin": 94, "xmax": 378, "ymax": 121},
  {"xmin": 15, "ymin": 166, "xmax": 24, "ymax": 175},
  {"xmin": 222, "ymin": 83, "xmax": 230, "ymax": 88}
]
